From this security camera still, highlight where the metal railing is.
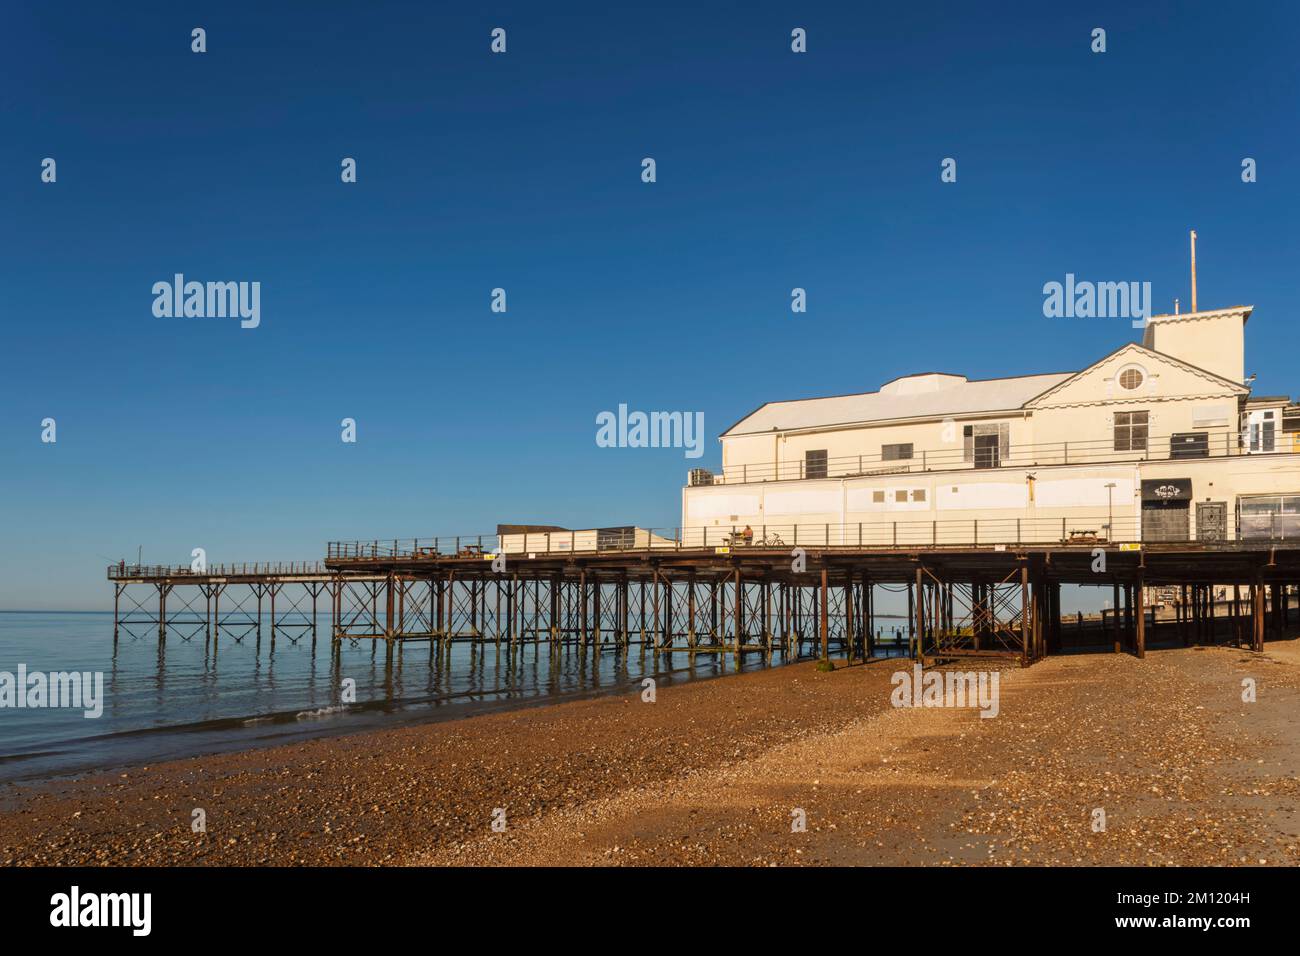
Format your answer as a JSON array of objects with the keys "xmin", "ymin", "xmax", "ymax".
[
  {"xmin": 328, "ymin": 537, "xmax": 496, "ymax": 560},
  {"xmin": 705, "ymin": 432, "xmax": 1291, "ymax": 485},
  {"xmin": 107, "ymin": 561, "xmax": 327, "ymax": 580},
  {"xmin": 112, "ymin": 512, "xmax": 1297, "ymax": 582},
  {"xmin": 326, "ymin": 513, "xmax": 1294, "ymax": 560}
]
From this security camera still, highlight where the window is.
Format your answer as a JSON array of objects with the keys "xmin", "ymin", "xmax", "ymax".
[
  {"xmin": 1241, "ymin": 495, "xmax": 1300, "ymax": 540},
  {"xmin": 872, "ymin": 490, "xmax": 885, "ymax": 503},
  {"xmin": 912, "ymin": 489, "xmax": 926, "ymax": 502},
  {"xmin": 1283, "ymin": 407, "xmax": 1300, "ymax": 434},
  {"xmin": 895, "ymin": 490, "xmax": 908, "ymax": 503},
  {"xmin": 804, "ymin": 449, "xmax": 828, "ymax": 479},
  {"xmin": 882, "ymin": 442, "xmax": 913, "ymax": 461},
  {"xmin": 1114, "ymin": 410, "xmax": 1149, "ymax": 451},
  {"xmin": 1248, "ymin": 410, "xmax": 1276, "ymax": 453},
  {"xmin": 1170, "ymin": 431, "xmax": 1208, "ymax": 459},
  {"xmin": 964, "ymin": 423, "xmax": 1009, "ymax": 467},
  {"xmin": 1118, "ymin": 367, "xmax": 1145, "ymax": 390}
]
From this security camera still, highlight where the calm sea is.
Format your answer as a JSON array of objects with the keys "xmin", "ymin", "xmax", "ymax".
[{"xmin": 0, "ymin": 611, "xmax": 911, "ymax": 787}]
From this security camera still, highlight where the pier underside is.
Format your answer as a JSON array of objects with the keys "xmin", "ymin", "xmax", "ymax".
[{"xmin": 108, "ymin": 543, "xmax": 1300, "ymax": 666}]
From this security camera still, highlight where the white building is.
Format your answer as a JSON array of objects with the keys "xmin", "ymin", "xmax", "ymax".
[{"xmin": 682, "ymin": 305, "xmax": 1298, "ymax": 547}]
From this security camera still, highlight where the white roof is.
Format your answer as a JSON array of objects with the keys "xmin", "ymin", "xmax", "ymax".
[{"xmin": 723, "ymin": 372, "xmax": 1073, "ymax": 436}]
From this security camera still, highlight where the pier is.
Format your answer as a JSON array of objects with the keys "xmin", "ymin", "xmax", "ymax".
[{"xmin": 107, "ymin": 520, "xmax": 1300, "ymax": 665}]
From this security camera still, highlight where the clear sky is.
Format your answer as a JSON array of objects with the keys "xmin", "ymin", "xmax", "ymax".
[{"xmin": 2, "ymin": 1, "xmax": 1297, "ymax": 610}]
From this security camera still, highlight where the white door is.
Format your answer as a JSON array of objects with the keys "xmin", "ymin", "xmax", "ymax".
[{"xmin": 1243, "ymin": 409, "xmax": 1276, "ymax": 453}]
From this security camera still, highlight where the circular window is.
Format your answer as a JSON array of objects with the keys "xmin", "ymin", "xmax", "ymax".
[{"xmin": 1118, "ymin": 367, "xmax": 1144, "ymax": 390}]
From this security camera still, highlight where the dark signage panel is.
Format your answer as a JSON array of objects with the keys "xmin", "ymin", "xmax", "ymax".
[
  {"xmin": 1170, "ymin": 431, "xmax": 1210, "ymax": 459},
  {"xmin": 1140, "ymin": 478, "xmax": 1193, "ymax": 502}
]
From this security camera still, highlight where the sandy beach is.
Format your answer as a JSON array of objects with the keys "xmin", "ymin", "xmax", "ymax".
[{"xmin": 2, "ymin": 641, "xmax": 1298, "ymax": 867}]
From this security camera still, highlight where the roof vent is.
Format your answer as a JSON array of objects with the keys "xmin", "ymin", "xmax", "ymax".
[{"xmin": 878, "ymin": 373, "xmax": 967, "ymax": 396}]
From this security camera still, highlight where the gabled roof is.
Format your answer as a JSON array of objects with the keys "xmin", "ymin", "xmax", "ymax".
[
  {"xmin": 721, "ymin": 372, "xmax": 1073, "ymax": 437},
  {"xmin": 1023, "ymin": 341, "xmax": 1248, "ymax": 408}
]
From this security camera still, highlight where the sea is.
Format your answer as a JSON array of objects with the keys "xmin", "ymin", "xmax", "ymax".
[{"xmin": 0, "ymin": 610, "xmax": 911, "ymax": 786}]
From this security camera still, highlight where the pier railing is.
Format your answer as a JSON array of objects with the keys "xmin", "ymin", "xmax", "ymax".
[
  {"xmin": 113, "ymin": 515, "xmax": 1296, "ymax": 581},
  {"xmin": 701, "ymin": 433, "xmax": 1295, "ymax": 485},
  {"xmin": 107, "ymin": 561, "xmax": 328, "ymax": 580},
  {"xmin": 327, "ymin": 512, "xmax": 1296, "ymax": 561}
]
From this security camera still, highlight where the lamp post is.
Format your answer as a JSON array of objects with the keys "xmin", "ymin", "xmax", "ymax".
[{"xmin": 1104, "ymin": 483, "xmax": 1117, "ymax": 542}]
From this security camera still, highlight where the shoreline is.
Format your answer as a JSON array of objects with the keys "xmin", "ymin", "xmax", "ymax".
[
  {"xmin": 0, "ymin": 647, "xmax": 810, "ymax": 790},
  {"xmin": 2, "ymin": 641, "xmax": 1298, "ymax": 866}
]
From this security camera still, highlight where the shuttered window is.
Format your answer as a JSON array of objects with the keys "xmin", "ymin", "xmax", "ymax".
[
  {"xmin": 804, "ymin": 449, "xmax": 828, "ymax": 479},
  {"xmin": 882, "ymin": 443, "xmax": 913, "ymax": 461}
]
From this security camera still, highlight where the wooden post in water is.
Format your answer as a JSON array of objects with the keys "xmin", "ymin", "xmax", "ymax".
[
  {"xmin": 214, "ymin": 583, "xmax": 225, "ymax": 648},
  {"xmin": 638, "ymin": 578, "xmax": 647, "ymax": 649},
  {"xmin": 710, "ymin": 578, "xmax": 719, "ymax": 645},
  {"xmin": 763, "ymin": 577, "xmax": 772, "ymax": 658},
  {"xmin": 820, "ymin": 566, "xmax": 829, "ymax": 663},
  {"xmin": 734, "ymin": 567, "xmax": 744, "ymax": 658},
  {"xmin": 158, "ymin": 583, "xmax": 167, "ymax": 644},
  {"xmin": 384, "ymin": 573, "xmax": 395, "ymax": 642},
  {"xmin": 620, "ymin": 575, "xmax": 630, "ymax": 648},
  {"xmin": 687, "ymin": 572, "xmax": 697, "ymax": 650},
  {"xmin": 578, "ymin": 571, "xmax": 587, "ymax": 650},
  {"xmin": 651, "ymin": 569, "xmax": 660, "ymax": 652}
]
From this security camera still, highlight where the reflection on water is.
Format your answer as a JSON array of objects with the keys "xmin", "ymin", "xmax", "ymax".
[{"xmin": 0, "ymin": 612, "xmax": 910, "ymax": 786}]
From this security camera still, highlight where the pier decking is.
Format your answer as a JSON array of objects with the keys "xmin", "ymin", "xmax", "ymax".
[{"xmin": 108, "ymin": 522, "xmax": 1300, "ymax": 665}]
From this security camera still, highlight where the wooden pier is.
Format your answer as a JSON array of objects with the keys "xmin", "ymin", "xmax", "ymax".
[{"xmin": 107, "ymin": 533, "xmax": 1300, "ymax": 665}]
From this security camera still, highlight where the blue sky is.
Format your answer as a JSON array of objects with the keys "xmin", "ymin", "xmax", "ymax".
[{"xmin": 2, "ymin": 1, "xmax": 1297, "ymax": 609}]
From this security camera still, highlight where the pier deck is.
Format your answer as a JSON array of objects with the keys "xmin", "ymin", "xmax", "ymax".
[{"xmin": 108, "ymin": 532, "xmax": 1300, "ymax": 665}]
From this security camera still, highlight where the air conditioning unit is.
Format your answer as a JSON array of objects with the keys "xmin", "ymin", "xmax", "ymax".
[{"xmin": 688, "ymin": 468, "xmax": 714, "ymax": 487}]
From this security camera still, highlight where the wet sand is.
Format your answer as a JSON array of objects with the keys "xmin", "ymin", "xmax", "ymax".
[{"xmin": 2, "ymin": 642, "xmax": 1298, "ymax": 866}]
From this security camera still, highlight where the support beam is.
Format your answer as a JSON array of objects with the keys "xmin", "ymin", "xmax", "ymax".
[{"xmin": 1134, "ymin": 571, "xmax": 1146, "ymax": 659}]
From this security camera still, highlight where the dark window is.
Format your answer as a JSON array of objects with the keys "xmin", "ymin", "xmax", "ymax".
[
  {"xmin": 973, "ymin": 434, "xmax": 1000, "ymax": 468},
  {"xmin": 1170, "ymin": 432, "xmax": 1209, "ymax": 459},
  {"xmin": 804, "ymin": 449, "xmax": 828, "ymax": 479},
  {"xmin": 1282, "ymin": 407, "xmax": 1300, "ymax": 434},
  {"xmin": 882, "ymin": 442, "xmax": 913, "ymax": 461},
  {"xmin": 1114, "ymin": 411, "xmax": 1149, "ymax": 451},
  {"xmin": 964, "ymin": 423, "xmax": 1009, "ymax": 465}
]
